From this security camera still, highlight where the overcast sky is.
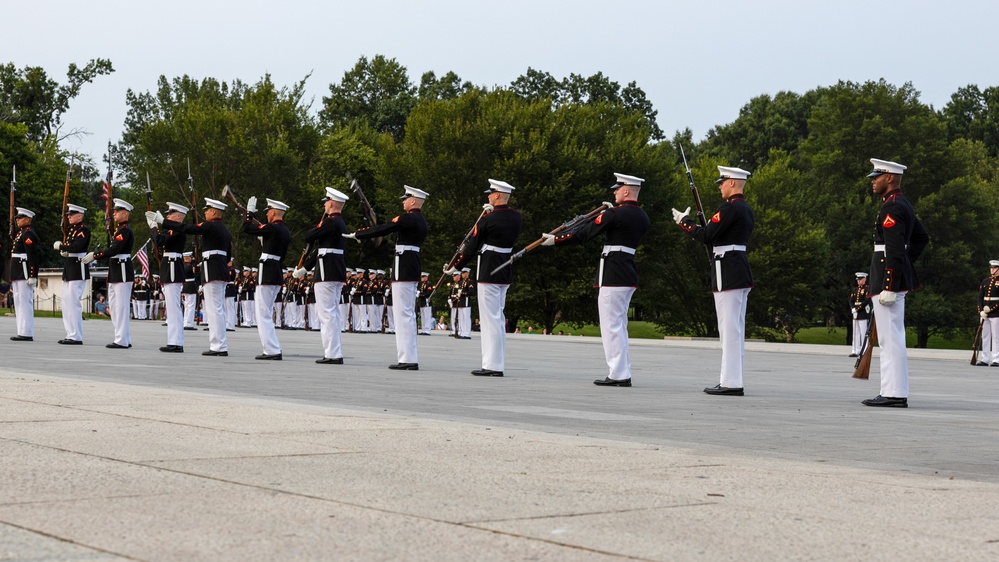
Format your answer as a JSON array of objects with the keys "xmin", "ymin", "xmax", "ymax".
[{"xmin": 4, "ymin": 0, "xmax": 996, "ymax": 166}]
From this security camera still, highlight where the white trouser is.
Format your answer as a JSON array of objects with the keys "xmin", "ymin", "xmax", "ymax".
[
  {"xmin": 420, "ymin": 306, "xmax": 433, "ymax": 333},
  {"xmin": 308, "ymin": 303, "xmax": 320, "ymax": 329},
  {"xmin": 62, "ymin": 279, "xmax": 85, "ymax": 341},
  {"xmin": 450, "ymin": 307, "xmax": 456, "ymax": 333},
  {"xmin": 477, "ymin": 284, "xmax": 509, "ymax": 371},
  {"xmin": 131, "ymin": 300, "xmax": 140, "ymax": 319},
  {"xmin": 226, "ymin": 297, "xmax": 237, "ymax": 330},
  {"xmin": 315, "ymin": 282, "xmax": 343, "ymax": 360},
  {"xmin": 367, "ymin": 304, "xmax": 382, "ymax": 332},
  {"xmin": 713, "ymin": 288, "xmax": 750, "ymax": 388},
  {"xmin": 202, "ymin": 281, "xmax": 227, "ymax": 352},
  {"xmin": 980, "ymin": 317, "xmax": 999, "ymax": 364},
  {"xmin": 255, "ymin": 285, "xmax": 282, "ymax": 356},
  {"xmin": 150, "ymin": 299, "xmax": 160, "ymax": 320},
  {"xmin": 163, "ymin": 283, "xmax": 184, "ymax": 347},
  {"xmin": 109, "ymin": 282, "xmax": 133, "ymax": 346},
  {"xmin": 873, "ymin": 292, "xmax": 908, "ymax": 398},
  {"xmin": 598, "ymin": 286, "xmax": 635, "ymax": 380},
  {"xmin": 457, "ymin": 307, "xmax": 472, "ymax": 337},
  {"xmin": 352, "ymin": 304, "xmax": 367, "ymax": 332},
  {"xmin": 386, "ymin": 306, "xmax": 395, "ymax": 331},
  {"xmin": 392, "ymin": 282, "xmax": 418, "ymax": 364},
  {"xmin": 183, "ymin": 293, "xmax": 197, "ymax": 327},
  {"xmin": 852, "ymin": 318, "xmax": 869, "ymax": 355},
  {"xmin": 239, "ymin": 300, "xmax": 251, "ymax": 326},
  {"xmin": 12, "ymin": 280, "xmax": 34, "ymax": 337},
  {"xmin": 340, "ymin": 303, "xmax": 350, "ymax": 330},
  {"xmin": 283, "ymin": 301, "xmax": 296, "ymax": 328}
]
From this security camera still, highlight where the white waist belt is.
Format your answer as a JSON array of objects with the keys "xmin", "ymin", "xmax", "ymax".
[
  {"xmin": 11, "ymin": 253, "xmax": 26, "ymax": 259},
  {"xmin": 985, "ymin": 297, "xmax": 999, "ymax": 301},
  {"xmin": 318, "ymin": 248, "xmax": 344, "ymax": 256},
  {"xmin": 602, "ymin": 245, "xmax": 636, "ymax": 255},
  {"xmin": 395, "ymin": 245, "xmax": 420, "ymax": 254},
  {"xmin": 163, "ymin": 252, "xmax": 183, "ymax": 259},
  {"xmin": 66, "ymin": 252, "xmax": 86, "ymax": 258},
  {"xmin": 259, "ymin": 253, "xmax": 282, "ymax": 261},
  {"xmin": 712, "ymin": 245, "xmax": 746, "ymax": 256},
  {"xmin": 203, "ymin": 250, "xmax": 226, "ymax": 258},
  {"xmin": 113, "ymin": 253, "xmax": 130, "ymax": 260},
  {"xmin": 480, "ymin": 245, "xmax": 512, "ymax": 254},
  {"xmin": 874, "ymin": 244, "xmax": 908, "ymax": 252}
]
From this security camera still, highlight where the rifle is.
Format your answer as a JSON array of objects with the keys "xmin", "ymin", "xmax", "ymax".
[
  {"xmin": 972, "ymin": 318, "xmax": 985, "ymax": 365},
  {"xmin": 852, "ymin": 315, "xmax": 878, "ymax": 380},
  {"xmin": 61, "ymin": 158, "xmax": 73, "ymax": 243},
  {"xmin": 145, "ymin": 171, "xmax": 162, "ymax": 267},
  {"xmin": 187, "ymin": 159, "xmax": 202, "ymax": 279},
  {"xmin": 429, "ymin": 207, "xmax": 490, "ymax": 301},
  {"xmin": 9, "ymin": 165, "xmax": 16, "ymax": 244},
  {"xmin": 346, "ymin": 173, "xmax": 382, "ymax": 248},
  {"xmin": 679, "ymin": 143, "xmax": 712, "ymax": 261},
  {"xmin": 104, "ymin": 142, "xmax": 114, "ymax": 244},
  {"xmin": 490, "ymin": 203, "xmax": 611, "ymax": 276}
]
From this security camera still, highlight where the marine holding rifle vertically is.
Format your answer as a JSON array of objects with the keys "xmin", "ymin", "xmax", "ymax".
[
  {"xmin": 84, "ymin": 199, "xmax": 135, "ymax": 349},
  {"xmin": 540, "ymin": 173, "xmax": 650, "ymax": 387},
  {"xmin": 242, "ymin": 196, "xmax": 292, "ymax": 360},
  {"xmin": 976, "ymin": 260, "xmax": 999, "ymax": 367},
  {"xmin": 54, "ymin": 204, "xmax": 91, "ymax": 345},
  {"xmin": 9, "ymin": 206, "xmax": 40, "ymax": 342},
  {"xmin": 672, "ymin": 166, "xmax": 754, "ymax": 397}
]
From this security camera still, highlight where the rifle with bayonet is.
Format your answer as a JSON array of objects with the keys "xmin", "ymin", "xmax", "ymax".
[
  {"xmin": 104, "ymin": 142, "xmax": 115, "ymax": 245},
  {"xmin": 61, "ymin": 158, "xmax": 73, "ymax": 244},
  {"xmin": 346, "ymin": 173, "xmax": 382, "ymax": 248},
  {"xmin": 9, "ymin": 165, "xmax": 17, "ymax": 244},
  {"xmin": 428, "ymin": 207, "xmax": 491, "ymax": 302},
  {"xmin": 679, "ymin": 143, "xmax": 712, "ymax": 261},
  {"xmin": 186, "ymin": 159, "xmax": 202, "ymax": 278},
  {"xmin": 145, "ymin": 171, "xmax": 162, "ymax": 267},
  {"xmin": 490, "ymin": 203, "xmax": 611, "ymax": 276}
]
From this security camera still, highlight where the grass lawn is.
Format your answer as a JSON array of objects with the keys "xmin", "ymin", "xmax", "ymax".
[{"xmin": 1, "ymin": 308, "xmax": 110, "ymax": 321}]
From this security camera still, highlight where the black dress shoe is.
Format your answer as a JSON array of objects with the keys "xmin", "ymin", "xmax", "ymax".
[
  {"xmin": 849, "ymin": 353, "xmax": 859, "ymax": 358},
  {"xmin": 255, "ymin": 353, "xmax": 282, "ymax": 360},
  {"xmin": 106, "ymin": 342, "xmax": 129, "ymax": 349},
  {"xmin": 202, "ymin": 350, "xmax": 229, "ymax": 356},
  {"xmin": 458, "ymin": 336, "xmax": 472, "ymax": 340},
  {"xmin": 862, "ymin": 395, "xmax": 908, "ymax": 408},
  {"xmin": 202, "ymin": 327, "xmax": 210, "ymax": 331},
  {"xmin": 183, "ymin": 327, "xmax": 197, "ymax": 331},
  {"xmin": 10, "ymin": 335, "xmax": 33, "ymax": 342},
  {"xmin": 388, "ymin": 363, "xmax": 419, "ymax": 370},
  {"xmin": 976, "ymin": 361, "xmax": 989, "ymax": 366},
  {"xmin": 992, "ymin": 363, "xmax": 999, "ymax": 367},
  {"xmin": 58, "ymin": 339, "xmax": 83, "ymax": 345},
  {"xmin": 159, "ymin": 345, "xmax": 184, "ymax": 353},
  {"xmin": 704, "ymin": 384, "xmax": 744, "ymax": 396},
  {"xmin": 226, "ymin": 329, "xmax": 236, "ymax": 332},
  {"xmin": 161, "ymin": 323, "xmax": 168, "ymax": 327},
  {"xmin": 316, "ymin": 357, "xmax": 344, "ymax": 364},
  {"xmin": 594, "ymin": 377, "xmax": 631, "ymax": 387},
  {"xmin": 472, "ymin": 369, "xmax": 504, "ymax": 377}
]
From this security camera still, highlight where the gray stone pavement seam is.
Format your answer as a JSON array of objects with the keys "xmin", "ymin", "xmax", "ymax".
[
  {"xmin": 0, "ymin": 519, "xmax": 142, "ymax": 561},
  {"xmin": 462, "ymin": 501, "xmax": 714, "ymax": 524}
]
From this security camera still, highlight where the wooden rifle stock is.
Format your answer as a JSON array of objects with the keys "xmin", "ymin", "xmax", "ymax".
[
  {"xmin": 346, "ymin": 173, "xmax": 382, "ymax": 248},
  {"xmin": 187, "ymin": 159, "xmax": 202, "ymax": 279},
  {"xmin": 490, "ymin": 203, "xmax": 610, "ymax": 276},
  {"xmin": 429, "ymin": 207, "xmax": 490, "ymax": 302},
  {"xmin": 104, "ymin": 143, "xmax": 114, "ymax": 245},
  {"xmin": 61, "ymin": 159, "xmax": 72, "ymax": 244},
  {"xmin": 972, "ymin": 318, "xmax": 985, "ymax": 365},
  {"xmin": 852, "ymin": 316, "xmax": 878, "ymax": 380}
]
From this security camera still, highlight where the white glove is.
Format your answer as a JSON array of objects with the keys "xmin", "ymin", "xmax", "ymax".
[
  {"xmin": 293, "ymin": 267, "xmax": 307, "ymax": 279},
  {"xmin": 540, "ymin": 233, "xmax": 556, "ymax": 247},
  {"xmin": 443, "ymin": 264, "xmax": 459, "ymax": 275},
  {"xmin": 60, "ymin": 251, "xmax": 69, "ymax": 258},
  {"xmin": 602, "ymin": 201, "xmax": 614, "ymax": 209},
  {"xmin": 482, "ymin": 203, "xmax": 494, "ymax": 213},
  {"xmin": 27, "ymin": 278, "xmax": 37, "ymax": 289},
  {"xmin": 52, "ymin": 240, "xmax": 62, "ymax": 250},
  {"xmin": 672, "ymin": 207, "xmax": 691, "ymax": 225},
  {"xmin": 879, "ymin": 291, "xmax": 897, "ymax": 306},
  {"xmin": 342, "ymin": 232, "xmax": 359, "ymax": 243},
  {"xmin": 984, "ymin": 306, "xmax": 991, "ymax": 314},
  {"xmin": 246, "ymin": 196, "xmax": 258, "ymax": 213},
  {"xmin": 81, "ymin": 252, "xmax": 96, "ymax": 264},
  {"xmin": 981, "ymin": 310, "xmax": 989, "ymax": 320}
]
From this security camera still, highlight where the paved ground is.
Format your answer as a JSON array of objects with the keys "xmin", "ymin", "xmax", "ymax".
[{"xmin": 1, "ymin": 316, "xmax": 997, "ymax": 560}]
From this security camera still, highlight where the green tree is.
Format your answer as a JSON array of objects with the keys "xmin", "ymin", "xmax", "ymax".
[
  {"xmin": 319, "ymin": 55, "xmax": 416, "ymax": 141},
  {"xmin": 941, "ymin": 85, "xmax": 999, "ymax": 156}
]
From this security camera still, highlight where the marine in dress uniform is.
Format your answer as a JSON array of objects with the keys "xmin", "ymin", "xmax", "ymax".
[
  {"xmin": 849, "ymin": 272, "xmax": 872, "ymax": 357},
  {"xmin": 133, "ymin": 277, "xmax": 149, "ymax": 320},
  {"xmin": 306, "ymin": 273, "xmax": 320, "ymax": 330},
  {"xmin": 241, "ymin": 197, "xmax": 292, "ymax": 360},
  {"xmin": 157, "ymin": 198, "xmax": 233, "ymax": 356},
  {"xmin": 295, "ymin": 186, "xmax": 350, "ymax": 363},
  {"xmin": 340, "ymin": 269, "xmax": 354, "ymax": 332},
  {"xmin": 862, "ymin": 158, "xmax": 929, "ymax": 407},
  {"xmin": 546, "ymin": 173, "xmax": 650, "ymax": 387},
  {"xmin": 239, "ymin": 267, "xmax": 256, "ymax": 327},
  {"xmin": 448, "ymin": 272, "xmax": 461, "ymax": 335},
  {"xmin": 365, "ymin": 270, "xmax": 382, "ymax": 333},
  {"xmin": 8, "ymin": 207, "xmax": 40, "ymax": 341},
  {"xmin": 450, "ymin": 179, "xmax": 524, "ymax": 376},
  {"xmin": 975, "ymin": 261, "xmax": 999, "ymax": 366},
  {"xmin": 54, "ymin": 204, "xmax": 91, "ymax": 344},
  {"xmin": 347, "ymin": 185, "xmax": 430, "ymax": 370},
  {"xmin": 418, "ymin": 273, "xmax": 434, "ymax": 335},
  {"xmin": 351, "ymin": 269, "xmax": 368, "ymax": 332},
  {"xmin": 674, "ymin": 166, "xmax": 754, "ymax": 395},
  {"xmin": 85, "ymin": 199, "xmax": 135, "ymax": 348},
  {"xmin": 454, "ymin": 269, "xmax": 475, "ymax": 339},
  {"xmin": 224, "ymin": 264, "xmax": 238, "ymax": 331},
  {"xmin": 181, "ymin": 253, "xmax": 198, "ymax": 330},
  {"xmin": 384, "ymin": 271, "xmax": 395, "ymax": 334}
]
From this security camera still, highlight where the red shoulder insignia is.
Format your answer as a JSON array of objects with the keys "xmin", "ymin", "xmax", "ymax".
[
  {"xmin": 257, "ymin": 224, "xmax": 266, "ymax": 230},
  {"xmin": 392, "ymin": 216, "xmax": 400, "ymax": 223},
  {"xmin": 595, "ymin": 214, "xmax": 603, "ymax": 225},
  {"xmin": 883, "ymin": 213, "xmax": 896, "ymax": 228},
  {"xmin": 711, "ymin": 212, "xmax": 721, "ymax": 223},
  {"xmin": 115, "ymin": 234, "xmax": 124, "ymax": 241},
  {"xmin": 25, "ymin": 238, "xmax": 33, "ymax": 245},
  {"xmin": 316, "ymin": 221, "xmax": 323, "ymax": 228}
]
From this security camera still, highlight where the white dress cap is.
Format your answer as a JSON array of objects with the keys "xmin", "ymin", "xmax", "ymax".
[
  {"xmin": 990, "ymin": 260, "xmax": 999, "ymax": 267},
  {"xmin": 715, "ymin": 166, "xmax": 751, "ymax": 184},
  {"xmin": 485, "ymin": 179, "xmax": 516, "ymax": 194},
  {"xmin": 461, "ymin": 267, "xmax": 471, "ymax": 272},
  {"xmin": 323, "ymin": 187, "xmax": 350, "ymax": 203},
  {"xmin": 203, "ymin": 197, "xmax": 227, "ymax": 211},
  {"xmin": 400, "ymin": 185, "xmax": 430, "ymax": 200},
  {"xmin": 855, "ymin": 272, "xmax": 868, "ymax": 278},
  {"xmin": 421, "ymin": 271, "xmax": 429, "ymax": 276},
  {"xmin": 264, "ymin": 198, "xmax": 289, "ymax": 212},
  {"xmin": 613, "ymin": 173, "xmax": 645, "ymax": 188},
  {"xmin": 66, "ymin": 204, "xmax": 87, "ymax": 214},
  {"xmin": 166, "ymin": 202, "xmax": 190, "ymax": 214},
  {"xmin": 868, "ymin": 158, "xmax": 907, "ymax": 178},
  {"xmin": 113, "ymin": 198, "xmax": 134, "ymax": 211},
  {"xmin": 14, "ymin": 207, "xmax": 35, "ymax": 218}
]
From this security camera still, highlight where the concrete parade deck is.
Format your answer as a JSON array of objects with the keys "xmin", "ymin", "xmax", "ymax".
[{"xmin": 1, "ymin": 316, "xmax": 997, "ymax": 561}]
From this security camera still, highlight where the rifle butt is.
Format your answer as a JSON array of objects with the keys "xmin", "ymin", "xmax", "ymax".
[
  {"xmin": 971, "ymin": 320, "xmax": 984, "ymax": 365},
  {"xmin": 852, "ymin": 320, "xmax": 878, "ymax": 380}
]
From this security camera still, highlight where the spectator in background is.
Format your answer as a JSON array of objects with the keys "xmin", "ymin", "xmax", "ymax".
[{"xmin": 94, "ymin": 294, "xmax": 109, "ymax": 317}]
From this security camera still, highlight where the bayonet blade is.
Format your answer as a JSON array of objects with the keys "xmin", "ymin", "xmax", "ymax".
[{"xmin": 146, "ymin": 171, "xmax": 152, "ymax": 194}]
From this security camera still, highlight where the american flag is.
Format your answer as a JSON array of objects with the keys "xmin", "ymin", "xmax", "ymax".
[
  {"xmin": 134, "ymin": 241, "xmax": 150, "ymax": 279},
  {"xmin": 101, "ymin": 179, "xmax": 111, "ymax": 201}
]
